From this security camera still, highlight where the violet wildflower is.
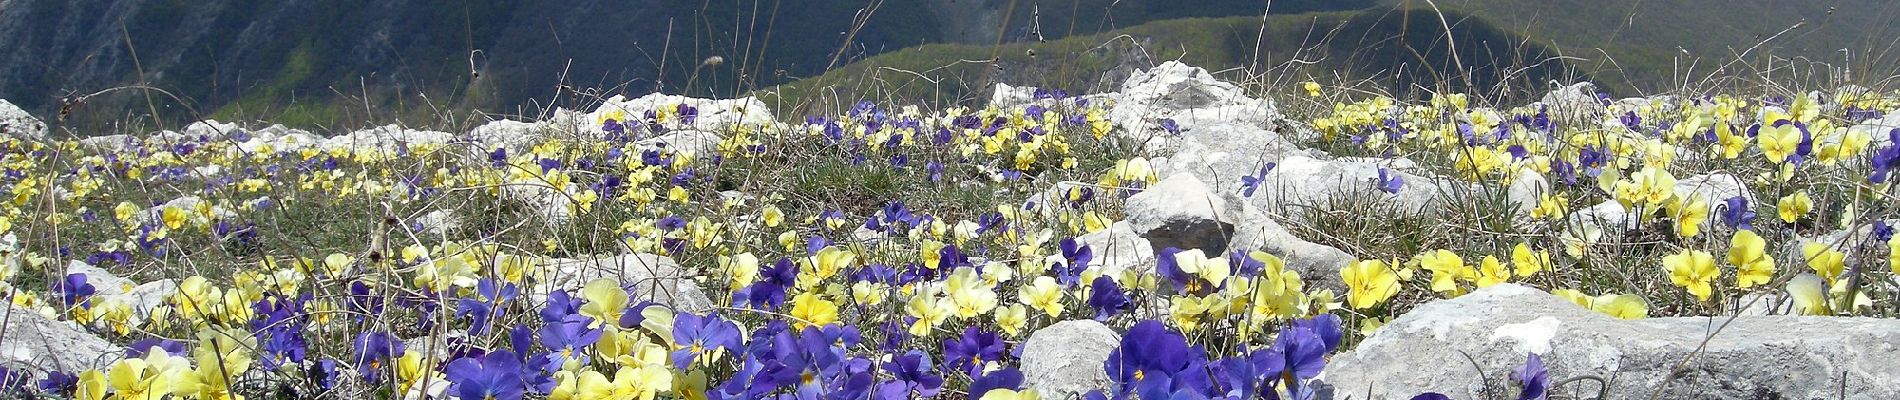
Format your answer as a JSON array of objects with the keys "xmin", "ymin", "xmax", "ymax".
[
  {"xmin": 1378, "ymin": 167, "xmax": 1405, "ymax": 194},
  {"xmin": 457, "ymin": 278, "xmax": 519, "ymax": 335},
  {"xmin": 1087, "ymin": 276, "xmax": 1131, "ymax": 321},
  {"xmin": 1105, "ymin": 320, "xmax": 1198, "ymax": 399},
  {"xmin": 1240, "ymin": 163, "xmax": 1275, "ymax": 197},
  {"xmin": 1054, "ymin": 238, "xmax": 1092, "ymax": 287},
  {"xmin": 1720, "ymin": 196, "xmax": 1756, "ymax": 231},
  {"xmin": 943, "ymin": 327, "xmax": 1005, "ymax": 376},
  {"xmin": 673, "ymin": 312, "xmax": 744, "ymax": 370},
  {"xmin": 52, "ymin": 273, "xmax": 94, "ymax": 308},
  {"xmin": 1513, "ymin": 353, "xmax": 1549, "ymax": 400},
  {"xmin": 445, "ymin": 350, "xmax": 526, "ymax": 400},
  {"xmin": 540, "ymin": 315, "xmax": 601, "ymax": 363},
  {"xmin": 967, "ymin": 368, "xmax": 1025, "ymax": 399},
  {"xmin": 875, "ymin": 351, "xmax": 945, "ymax": 399},
  {"xmin": 352, "ymin": 331, "xmax": 404, "ymax": 382}
]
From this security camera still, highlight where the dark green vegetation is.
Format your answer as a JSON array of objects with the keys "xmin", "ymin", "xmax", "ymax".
[
  {"xmin": 1429, "ymin": 0, "xmax": 1900, "ymax": 94},
  {"xmin": 771, "ymin": 0, "xmax": 1900, "ymax": 113},
  {"xmin": 1, "ymin": 0, "xmax": 1892, "ymax": 133},
  {"xmin": 2, "ymin": 0, "xmax": 1364, "ymax": 133},
  {"xmin": 761, "ymin": 6, "xmax": 1580, "ymax": 116}
]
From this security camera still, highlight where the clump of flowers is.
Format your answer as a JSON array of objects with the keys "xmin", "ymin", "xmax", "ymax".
[{"xmin": 0, "ymin": 80, "xmax": 1894, "ymax": 400}]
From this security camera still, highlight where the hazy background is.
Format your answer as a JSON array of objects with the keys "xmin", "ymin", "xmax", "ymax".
[{"xmin": 2, "ymin": 0, "xmax": 1894, "ymax": 132}]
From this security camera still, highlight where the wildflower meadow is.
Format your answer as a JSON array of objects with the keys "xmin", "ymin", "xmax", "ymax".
[{"xmin": 1, "ymin": 55, "xmax": 1899, "ymax": 400}]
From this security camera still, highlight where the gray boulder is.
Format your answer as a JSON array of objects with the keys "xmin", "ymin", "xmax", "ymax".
[
  {"xmin": 500, "ymin": 182, "xmax": 576, "ymax": 225},
  {"xmin": 583, "ymin": 93, "xmax": 776, "ymax": 132},
  {"xmin": 1674, "ymin": 173, "xmax": 1754, "ymax": 208},
  {"xmin": 321, "ymin": 124, "xmax": 456, "ymax": 154},
  {"xmin": 1228, "ymin": 209, "xmax": 1352, "ymax": 290},
  {"xmin": 181, "ymin": 119, "xmax": 240, "ymax": 139},
  {"xmin": 1, "ymin": 99, "xmax": 47, "ymax": 140},
  {"xmin": 0, "ymin": 305, "xmax": 117, "ymax": 375},
  {"xmin": 1148, "ymin": 115, "xmax": 1323, "ymax": 192},
  {"xmin": 65, "ymin": 261, "xmax": 177, "ymax": 326},
  {"xmin": 1251, "ymin": 155, "xmax": 1475, "ymax": 215},
  {"xmin": 1124, "ymin": 173, "xmax": 1245, "ymax": 255},
  {"xmin": 1538, "ymin": 82, "xmax": 1603, "ymax": 125},
  {"xmin": 412, "ymin": 209, "xmax": 463, "ymax": 238},
  {"xmin": 1021, "ymin": 319, "xmax": 1121, "ymax": 399},
  {"xmin": 1849, "ymin": 112, "xmax": 1899, "ymax": 148},
  {"xmin": 467, "ymin": 119, "xmax": 550, "ymax": 154},
  {"xmin": 1075, "ymin": 221, "xmax": 1156, "ymax": 276},
  {"xmin": 231, "ymin": 124, "xmax": 322, "ymax": 155},
  {"xmin": 1124, "ymin": 173, "xmax": 1351, "ymax": 290},
  {"xmin": 78, "ymin": 134, "xmax": 138, "ymax": 152},
  {"xmin": 1107, "ymin": 61, "xmax": 1288, "ymax": 146},
  {"xmin": 65, "ymin": 260, "xmax": 134, "ymax": 295},
  {"xmin": 1324, "ymin": 284, "xmax": 1900, "ymax": 400},
  {"xmin": 987, "ymin": 82, "xmax": 1115, "ymax": 111},
  {"xmin": 988, "ymin": 82, "xmax": 1041, "ymax": 108},
  {"xmin": 1505, "ymin": 168, "xmax": 1549, "ymax": 220},
  {"xmin": 537, "ymin": 253, "xmax": 713, "ymax": 313},
  {"xmin": 634, "ymin": 129, "xmax": 723, "ymax": 157}
]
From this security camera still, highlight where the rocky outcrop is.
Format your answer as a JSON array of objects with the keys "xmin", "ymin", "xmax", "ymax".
[
  {"xmin": 411, "ymin": 209, "xmax": 463, "ymax": 237},
  {"xmin": 1324, "ymin": 284, "xmax": 1900, "ymax": 400},
  {"xmin": 65, "ymin": 261, "xmax": 177, "ymax": 328},
  {"xmin": 1123, "ymin": 173, "xmax": 1246, "ymax": 256},
  {"xmin": 1123, "ymin": 173, "xmax": 1351, "ymax": 289},
  {"xmin": 1106, "ymin": 61, "xmax": 1296, "ymax": 149},
  {"xmin": 0, "ymin": 99, "xmax": 46, "ymax": 140},
  {"xmin": 1537, "ymin": 82, "xmax": 1604, "ymax": 125},
  {"xmin": 0, "ymin": 304, "xmax": 118, "ymax": 375},
  {"xmin": 1227, "ymin": 207, "xmax": 1353, "ymax": 289},
  {"xmin": 585, "ymin": 93, "xmax": 776, "ymax": 132},
  {"xmin": 1147, "ymin": 114, "xmax": 1323, "ymax": 194},
  {"xmin": 321, "ymin": 124, "xmax": 457, "ymax": 154}
]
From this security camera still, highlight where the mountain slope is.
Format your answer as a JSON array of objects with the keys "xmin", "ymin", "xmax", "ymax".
[
  {"xmin": 1414, "ymin": 0, "xmax": 1900, "ymax": 93},
  {"xmin": 1, "ymin": 0, "xmax": 1331, "ymax": 131},
  {"xmin": 759, "ymin": 6, "xmax": 1580, "ymax": 115}
]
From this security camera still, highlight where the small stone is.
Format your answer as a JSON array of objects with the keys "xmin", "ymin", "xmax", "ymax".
[
  {"xmin": 1075, "ymin": 221, "xmax": 1156, "ymax": 276},
  {"xmin": 413, "ymin": 209, "xmax": 462, "ymax": 237},
  {"xmin": 538, "ymin": 253, "xmax": 713, "ymax": 313},
  {"xmin": 1020, "ymin": 319, "xmax": 1121, "ymax": 399}
]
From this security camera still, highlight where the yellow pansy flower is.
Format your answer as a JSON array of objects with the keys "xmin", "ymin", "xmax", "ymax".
[
  {"xmin": 1018, "ymin": 276, "xmax": 1066, "ymax": 318},
  {"xmin": 1728, "ymin": 230, "xmax": 1775, "ymax": 288},
  {"xmin": 1340, "ymin": 259, "xmax": 1398, "ymax": 310},
  {"xmin": 789, "ymin": 292, "xmax": 839, "ymax": 329},
  {"xmin": 1413, "ymin": 249, "xmax": 1473, "ymax": 295},
  {"xmin": 1802, "ymin": 241, "xmax": 1846, "ymax": 285},
  {"xmin": 1777, "ymin": 191, "xmax": 1812, "ymax": 223},
  {"xmin": 1510, "ymin": 242, "xmax": 1550, "ymax": 277},
  {"xmin": 581, "ymin": 279, "xmax": 629, "ymax": 328},
  {"xmin": 1663, "ymin": 249, "xmax": 1718, "ymax": 301},
  {"xmin": 1758, "ymin": 122, "xmax": 1801, "ymax": 163},
  {"xmin": 1665, "ymin": 194, "xmax": 1709, "ymax": 238}
]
